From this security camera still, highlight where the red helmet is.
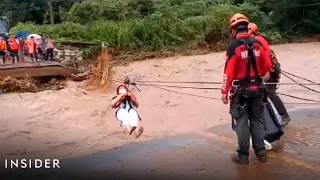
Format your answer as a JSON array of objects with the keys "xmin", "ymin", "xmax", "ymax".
[{"xmin": 248, "ymin": 22, "xmax": 258, "ymax": 34}]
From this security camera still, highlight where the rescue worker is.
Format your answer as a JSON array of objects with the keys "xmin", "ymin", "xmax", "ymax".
[
  {"xmin": 221, "ymin": 13, "xmax": 272, "ymax": 164},
  {"xmin": 9, "ymin": 35, "xmax": 20, "ymax": 64},
  {"xmin": 0, "ymin": 36, "xmax": 7, "ymax": 63},
  {"xmin": 26, "ymin": 36, "xmax": 39, "ymax": 62},
  {"xmin": 111, "ymin": 84, "xmax": 144, "ymax": 138},
  {"xmin": 248, "ymin": 23, "xmax": 291, "ymax": 127}
]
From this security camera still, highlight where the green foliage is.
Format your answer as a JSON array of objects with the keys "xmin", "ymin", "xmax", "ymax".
[
  {"xmin": 0, "ymin": 0, "xmax": 47, "ymax": 26},
  {"xmin": 6, "ymin": 0, "xmax": 320, "ymax": 54}
]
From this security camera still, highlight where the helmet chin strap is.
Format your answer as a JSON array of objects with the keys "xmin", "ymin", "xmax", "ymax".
[{"xmin": 230, "ymin": 29, "xmax": 238, "ymax": 39}]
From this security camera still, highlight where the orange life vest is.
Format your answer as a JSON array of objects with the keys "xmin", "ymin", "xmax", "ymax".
[
  {"xmin": 9, "ymin": 38, "xmax": 19, "ymax": 51},
  {"xmin": 0, "ymin": 40, "xmax": 7, "ymax": 51},
  {"xmin": 26, "ymin": 39, "xmax": 38, "ymax": 54}
]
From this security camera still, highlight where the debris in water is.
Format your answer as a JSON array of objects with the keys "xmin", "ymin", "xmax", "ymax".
[
  {"xmin": 86, "ymin": 47, "xmax": 113, "ymax": 90},
  {"xmin": 0, "ymin": 76, "xmax": 66, "ymax": 93}
]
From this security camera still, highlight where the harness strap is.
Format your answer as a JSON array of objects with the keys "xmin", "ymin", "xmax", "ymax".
[
  {"xmin": 238, "ymin": 37, "xmax": 260, "ymax": 86},
  {"xmin": 235, "ymin": 38, "xmax": 267, "ymax": 103},
  {"xmin": 115, "ymin": 98, "xmax": 142, "ymax": 127},
  {"xmin": 126, "ymin": 98, "xmax": 142, "ymax": 121},
  {"xmin": 232, "ymin": 117, "xmax": 236, "ymax": 131}
]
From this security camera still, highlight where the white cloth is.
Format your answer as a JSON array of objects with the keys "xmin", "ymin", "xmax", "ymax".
[
  {"xmin": 116, "ymin": 100, "xmax": 139, "ymax": 127},
  {"xmin": 250, "ymin": 138, "xmax": 273, "ymax": 150}
]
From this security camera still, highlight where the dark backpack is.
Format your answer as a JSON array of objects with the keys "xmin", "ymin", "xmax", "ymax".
[{"xmin": 263, "ymin": 100, "xmax": 284, "ymax": 143}]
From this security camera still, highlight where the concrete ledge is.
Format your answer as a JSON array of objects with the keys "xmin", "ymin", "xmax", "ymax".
[{"xmin": 0, "ymin": 62, "xmax": 78, "ymax": 78}]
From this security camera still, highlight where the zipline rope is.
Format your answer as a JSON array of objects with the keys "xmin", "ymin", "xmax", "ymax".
[
  {"xmin": 110, "ymin": 78, "xmax": 221, "ymax": 100},
  {"xmin": 111, "ymin": 79, "xmax": 320, "ymax": 104},
  {"xmin": 112, "ymin": 67, "xmax": 320, "ymax": 104},
  {"xmin": 282, "ymin": 70, "xmax": 320, "ymax": 86},
  {"xmin": 281, "ymin": 72, "xmax": 320, "ymax": 93}
]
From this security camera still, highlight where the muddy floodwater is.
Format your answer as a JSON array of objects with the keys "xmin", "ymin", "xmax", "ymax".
[
  {"xmin": 2, "ymin": 108, "xmax": 320, "ymax": 179},
  {"xmin": 0, "ymin": 42, "xmax": 320, "ymax": 179}
]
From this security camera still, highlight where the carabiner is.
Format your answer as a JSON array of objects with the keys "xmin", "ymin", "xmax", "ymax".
[
  {"xmin": 229, "ymin": 86, "xmax": 238, "ymax": 96},
  {"xmin": 230, "ymin": 80, "xmax": 240, "ymax": 96},
  {"xmin": 231, "ymin": 80, "xmax": 240, "ymax": 88}
]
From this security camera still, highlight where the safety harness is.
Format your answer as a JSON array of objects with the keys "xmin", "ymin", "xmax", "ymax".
[
  {"xmin": 114, "ymin": 86, "xmax": 142, "ymax": 127},
  {"xmin": 231, "ymin": 37, "xmax": 267, "ymax": 130},
  {"xmin": 231, "ymin": 38, "xmax": 266, "ymax": 96},
  {"xmin": 116, "ymin": 99, "xmax": 142, "ymax": 127},
  {"xmin": 237, "ymin": 38, "xmax": 261, "ymax": 85}
]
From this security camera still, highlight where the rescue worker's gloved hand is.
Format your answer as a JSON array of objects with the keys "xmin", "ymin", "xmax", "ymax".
[
  {"xmin": 270, "ymin": 50, "xmax": 276, "ymax": 60},
  {"xmin": 221, "ymin": 94, "xmax": 229, "ymax": 104},
  {"xmin": 263, "ymin": 72, "xmax": 271, "ymax": 82}
]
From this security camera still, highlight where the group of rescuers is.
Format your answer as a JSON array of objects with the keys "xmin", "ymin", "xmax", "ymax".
[
  {"xmin": 111, "ymin": 13, "xmax": 291, "ymax": 164},
  {"xmin": 0, "ymin": 34, "xmax": 55, "ymax": 64}
]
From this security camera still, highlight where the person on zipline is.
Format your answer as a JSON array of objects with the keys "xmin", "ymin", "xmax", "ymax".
[
  {"xmin": 221, "ymin": 13, "xmax": 272, "ymax": 164},
  {"xmin": 248, "ymin": 22, "xmax": 291, "ymax": 127},
  {"xmin": 111, "ymin": 84, "xmax": 144, "ymax": 138}
]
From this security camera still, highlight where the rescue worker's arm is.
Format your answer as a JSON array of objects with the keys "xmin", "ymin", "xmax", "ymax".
[
  {"xmin": 256, "ymin": 35, "xmax": 271, "ymax": 55},
  {"xmin": 263, "ymin": 72, "xmax": 271, "ymax": 81},
  {"xmin": 259, "ymin": 46, "xmax": 273, "ymax": 76},
  {"xmin": 270, "ymin": 49, "xmax": 276, "ymax": 61},
  {"xmin": 111, "ymin": 93, "xmax": 127, "ymax": 109},
  {"xmin": 221, "ymin": 47, "xmax": 236, "ymax": 95},
  {"xmin": 256, "ymin": 36, "xmax": 274, "ymax": 73}
]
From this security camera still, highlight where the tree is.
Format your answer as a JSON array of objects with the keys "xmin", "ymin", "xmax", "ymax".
[{"xmin": 0, "ymin": 0, "xmax": 47, "ymax": 26}]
